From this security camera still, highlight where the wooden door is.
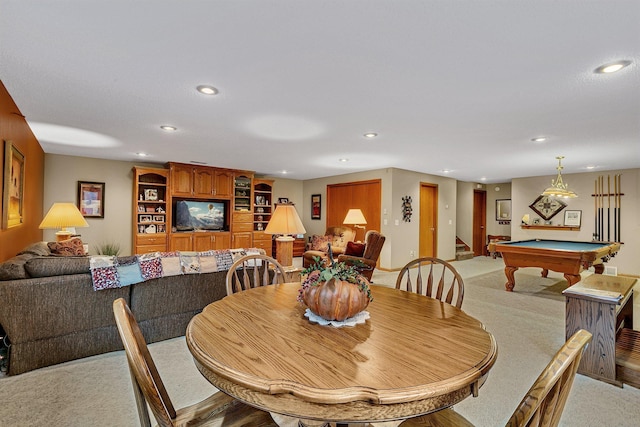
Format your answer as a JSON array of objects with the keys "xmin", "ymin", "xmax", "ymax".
[
  {"xmin": 419, "ymin": 183, "xmax": 438, "ymax": 258},
  {"xmin": 169, "ymin": 233, "xmax": 192, "ymax": 251},
  {"xmin": 193, "ymin": 167, "xmax": 214, "ymax": 197},
  {"xmin": 472, "ymin": 190, "xmax": 487, "ymax": 256},
  {"xmin": 170, "ymin": 164, "xmax": 193, "ymax": 197},
  {"xmin": 326, "ymin": 180, "xmax": 381, "ymax": 242},
  {"xmin": 213, "ymin": 232, "xmax": 231, "ymax": 249},
  {"xmin": 214, "ymin": 171, "xmax": 233, "ymax": 198},
  {"xmin": 232, "ymin": 232, "xmax": 252, "ymax": 249},
  {"xmin": 193, "ymin": 233, "xmax": 214, "ymax": 251}
]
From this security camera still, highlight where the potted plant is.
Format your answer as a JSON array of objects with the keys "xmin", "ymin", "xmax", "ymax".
[{"xmin": 299, "ymin": 244, "xmax": 373, "ymax": 322}]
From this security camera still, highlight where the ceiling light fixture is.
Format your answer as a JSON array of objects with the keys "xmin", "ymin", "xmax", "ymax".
[
  {"xmin": 363, "ymin": 132, "xmax": 378, "ymax": 138},
  {"xmin": 196, "ymin": 85, "xmax": 219, "ymax": 95},
  {"xmin": 339, "ymin": 158, "xmax": 349, "ymax": 162},
  {"xmin": 136, "ymin": 152, "xmax": 148, "ymax": 157},
  {"xmin": 594, "ymin": 60, "xmax": 631, "ymax": 74},
  {"xmin": 542, "ymin": 156, "xmax": 577, "ymax": 198},
  {"xmin": 160, "ymin": 125, "xmax": 177, "ymax": 131},
  {"xmin": 531, "ymin": 137, "xmax": 547, "ymax": 142}
]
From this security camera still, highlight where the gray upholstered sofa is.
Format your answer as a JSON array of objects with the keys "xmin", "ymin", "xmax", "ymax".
[{"xmin": 0, "ymin": 242, "xmax": 230, "ymax": 375}]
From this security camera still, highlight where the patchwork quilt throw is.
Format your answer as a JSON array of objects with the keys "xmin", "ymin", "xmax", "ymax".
[{"xmin": 89, "ymin": 248, "xmax": 260, "ymax": 291}]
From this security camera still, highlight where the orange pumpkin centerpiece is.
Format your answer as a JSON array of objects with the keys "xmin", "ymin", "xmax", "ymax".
[{"xmin": 299, "ymin": 248, "xmax": 373, "ymax": 322}]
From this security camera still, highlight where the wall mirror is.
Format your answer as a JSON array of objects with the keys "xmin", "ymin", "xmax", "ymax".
[{"xmin": 496, "ymin": 199, "xmax": 511, "ymax": 221}]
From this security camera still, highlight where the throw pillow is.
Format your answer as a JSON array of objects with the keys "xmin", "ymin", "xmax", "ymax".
[
  {"xmin": 48, "ymin": 237, "xmax": 85, "ymax": 256},
  {"xmin": 310, "ymin": 235, "xmax": 330, "ymax": 252},
  {"xmin": 344, "ymin": 241, "xmax": 366, "ymax": 257}
]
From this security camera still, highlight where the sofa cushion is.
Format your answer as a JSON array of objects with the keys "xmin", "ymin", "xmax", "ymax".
[
  {"xmin": 18, "ymin": 241, "xmax": 51, "ymax": 256},
  {"xmin": 310, "ymin": 235, "xmax": 330, "ymax": 252},
  {"xmin": 344, "ymin": 241, "xmax": 366, "ymax": 257},
  {"xmin": 47, "ymin": 237, "xmax": 86, "ymax": 256},
  {"xmin": 0, "ymin": 253, "xmax": 34, "ymax": 280},
  {"xmin": 25, "ymin": 256, "xmax": 91, "ymax": 278}
]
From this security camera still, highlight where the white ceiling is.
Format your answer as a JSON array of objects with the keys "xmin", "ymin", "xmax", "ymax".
[{"xmin": 1, "ymin": 1, "xmax": 639, "ymax": 183}]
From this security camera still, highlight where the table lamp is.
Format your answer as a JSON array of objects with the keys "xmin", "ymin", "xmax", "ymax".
[
  {"xmin": 264, "ymin": 204, "xmax": 306, "ymax": 267},
  {"xmin": 343, "ymin": 208, "xmax": 367, "ymax": 241},
  {"xmin": 39, "ymin": 202, "xmax": 89, "ymax": 241}
]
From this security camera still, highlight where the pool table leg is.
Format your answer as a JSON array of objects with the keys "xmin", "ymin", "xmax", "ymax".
[
  {"xmin": 564, "ymin": 273, "xmax": 581, "ymax": 286},
  {"xmin": 541, "ymin": 268, "xmax": 549, "ymax": 278},
  {"xmin": 504, "ymin": 266, "xmax": 518, "ymax": 291},
  {"xmin": 593, "ymin": 263, "xmax": 605, "ymax": 274}
]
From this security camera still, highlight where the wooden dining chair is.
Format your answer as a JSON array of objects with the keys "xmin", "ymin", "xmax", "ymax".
[
  {"xmin": 225, "ymin": 254, "xmax": 288, "ymax": 296},
  {"xmin": 112, "ymin": 298, "xmax": 278, "ymax": 427},
  {"xmin": 397, "ymin": 329, "xmax": 592, "ymax": 427},
  {"xmin": 395, "ymin": 257, "xmax": 464, "ymax": 308}
]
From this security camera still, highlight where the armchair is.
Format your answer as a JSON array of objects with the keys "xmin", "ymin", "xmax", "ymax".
[
  {"xmin": 338, "ymin": 230, "xmax": 386, "ymax": 281},
  {"xmin": 302, "ymin": 226, "xmax": 356, "ymax": 268}
]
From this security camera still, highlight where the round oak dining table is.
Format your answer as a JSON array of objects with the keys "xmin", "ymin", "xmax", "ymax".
[{"xmin": 186, "ymin": 283, "xmax": 497, "ymax": 425}]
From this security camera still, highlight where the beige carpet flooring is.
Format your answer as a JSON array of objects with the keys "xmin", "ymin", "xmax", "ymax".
[{"xmin": 1, "ymin": 257, "xmax": 639, "ymax": 426}]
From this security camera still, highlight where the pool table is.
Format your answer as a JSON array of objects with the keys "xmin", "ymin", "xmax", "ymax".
[{"xmin": 495, "ymin": 239, "xmax": 621, "ymax": 292}]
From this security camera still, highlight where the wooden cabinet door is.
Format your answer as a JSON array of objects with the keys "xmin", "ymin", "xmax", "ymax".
[
  {"xmin": 170, "ymin": 233, "xmax": 192, "ymax": 251},
  {"xmin": 193, "ymin": 167, "xmax": 214, "ymax": 197},
  {"xmin": 232, "ymin": 232, "xmax": 252, "ymax": 249},
  {"xmin": 214, "ymin": 171, "xmax": 233, "ymax": 198},
  {"xmin": 171, "ymin": 164, "xmax": 193, "ymax": 197},
  {"xmin": 212, "ymin": 232, "xmax": 231, "ymax": 250},
  {"xmin": 193, "ymin": 233, "xmax": 213, "ymax": 251}
]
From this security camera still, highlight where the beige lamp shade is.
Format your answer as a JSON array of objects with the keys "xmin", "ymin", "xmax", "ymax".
[
  {"xmin": 264, "ymin": 204, "xmax": 306, "ymax": 267},
  {"xmin": 39, "ymin": 202, "xmax": 89, "ymax": 241},
  {"xmin": 264, "ymin": 204, "xmax": 306, "ymax": 236},
  {"xmin": 343, "ymin": 209, "xmax": 367, "ymax": 228}
]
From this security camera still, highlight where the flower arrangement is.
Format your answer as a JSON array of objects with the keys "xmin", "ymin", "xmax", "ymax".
[
  {"xmin": 298, "ymin": 244, "xmax": 373, "ymax": 323},
  {"xmin": 299, "ymin": 256, "xmax": 373, "ymax": 303}
]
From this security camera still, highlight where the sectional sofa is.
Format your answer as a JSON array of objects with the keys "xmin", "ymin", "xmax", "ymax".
[{"xmin": 0, "ymin": 242, "xmax": 235, "ymax": 375}]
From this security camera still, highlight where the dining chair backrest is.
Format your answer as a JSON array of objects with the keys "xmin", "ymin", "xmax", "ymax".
[
  {"xmin": 398, "ymin": 329, "xmax": 592, "ymax": 427},
  {"xmin": 226, "ymin": 254, "xmax": 288, "ymax": 296},
  {"xmin": 113, "ymin": 298, "xmax": 279, "ymax": 427},
  {"xmin": 506, "ymin": 329, "xmax": 592, "ymax": 427},
  {"xmin": 395, "ymin": 257, "xmax": 464, "ymax": 308},
  {"xmin": 113, "ymin": 297, "xmax": 179, "ymax": 426}
]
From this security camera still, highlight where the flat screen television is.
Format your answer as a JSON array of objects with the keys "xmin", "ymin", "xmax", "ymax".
[{"xmin": 174, "ymin": 200, "xmax": 227, "ymax": 231}]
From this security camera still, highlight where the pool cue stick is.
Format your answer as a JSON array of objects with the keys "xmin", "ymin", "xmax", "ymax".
[
  {"xmin": 613, "ymin": 174, "xmax": 617, "ymax": 241},
  {"xmin": 599, "ymin": 175, "xmax": 604, "ymax": 241},
  {"xmin": 607, "ymin": 175, "xmax": 610, "ymax": 241},
  {"xmin": 594, "ymin": 179, "xmax": 598, "ymax": 240},
  {"xmin": 598, "ymin": 176, "xmax": 604, "ymax": 241},
  {"xmin": 617, "ymin": 175, "xmax": 622, "ymax": 242}
]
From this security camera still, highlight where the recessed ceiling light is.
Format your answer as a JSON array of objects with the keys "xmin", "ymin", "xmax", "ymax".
[
  {"xmin": 531, "ymin": 136, "xmax": 547, "ymax": 142},
  {"xmin": 160, "ymin": 125, "xmax": 177, "ymax": 131},
  {"xmin": 281, "ymin": 170, "xmax": 288, "ymax": 174},
  {"xmin": 586, "ymin": 165, "xmax": 596, "ymax": 170},
  {"xmin": 594, "ymin": 60, "xmax": 631, "ymax": 74},
  {"xmin": 363, "ymin": 132, "xmax": 378, "ymax": 138},
  {"xmin": 339, "ymin": 158, "xmax": 349, "ymax": 162},
  {"xmin": 136, "ymin": 152, "xmax": 148, "ymax": 157},
  {"xmin": 196, "ymin": 85, "xmax": 219, "ymax": 95},
  {"xmin": 441, "ymin": 169, "xmax": 451, "ymax": 174}
]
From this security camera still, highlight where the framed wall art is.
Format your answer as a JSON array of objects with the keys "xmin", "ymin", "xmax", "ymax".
[
  {"xmin": 528, "ymin": 195, "xmax": 566, "ymax": 221},
  {"xmin": 2, "ymin": 140, "xmax": 25, "ymax": 228},
  {"xmin": 77, "ymin": 181, "xmax": 105, "ymax": 218},
  {"xmin": 311, "ymin": 194, "xmax": 321, "ymax": 220},
  {"xmin": 564, "ymin": 210, "xmax": 582, "ymax": 227}
]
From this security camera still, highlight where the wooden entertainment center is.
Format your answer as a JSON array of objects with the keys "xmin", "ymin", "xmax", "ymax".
[{"xmin": 132, "ymin": 164, "xmax": 276, "ymax": 256}]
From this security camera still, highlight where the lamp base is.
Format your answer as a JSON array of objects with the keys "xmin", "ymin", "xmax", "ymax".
[
  {"xmin": 55, "ymin": 230, "xmax": 74, "ymax": 241},
  {"xmin": 275, "ymin": 235, "xmax": 294, "ymax": 267}
]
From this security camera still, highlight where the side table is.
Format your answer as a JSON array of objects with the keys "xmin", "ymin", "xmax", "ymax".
[{"xmin": 563, "ymin": 274, "xmax": 636, "ymax": 386}]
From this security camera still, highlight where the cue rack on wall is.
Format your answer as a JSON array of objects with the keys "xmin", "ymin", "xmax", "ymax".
[{"xmin": 592, "ymin": 174, "xmax": 623, "ymax": 242}]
